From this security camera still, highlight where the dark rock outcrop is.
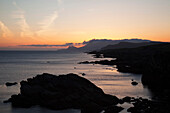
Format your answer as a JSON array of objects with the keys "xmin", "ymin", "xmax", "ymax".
[
  {"xmin": 131, "ymin": 81, "xmax": 138, "ymax": 86},
  {"xmin": 82, "ymin": 43, "xmax": 170, "ymax": 104},
  {"xmin": 5, "ymin": 82, "xmax": 17, "ymax": 86},
  {"xmin": 126, "ymin": 97, "xmax": 170, "ymax": 113},
  {"xmin": 104, "ymin": 106, "xmax": 124, "ymax": 113},
  {"xmin": 131, "ymin": 80, "xmax": 138, "ymax": 86},
  {"xmin": 5, "ymin": 73, "xmax": 121, "ymax": 113},
  {"xmin": 88, "ymin": 43, "xmax": 170, "ymax": 88},
  {"xmin": 122, "ymin": 96, "xmax": 132, "ymax": 103}
]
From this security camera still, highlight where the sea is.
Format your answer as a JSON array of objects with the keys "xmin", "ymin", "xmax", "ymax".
[{"xmin": 0, "ymin": 51, "xmax": 152, "ymax": 113}]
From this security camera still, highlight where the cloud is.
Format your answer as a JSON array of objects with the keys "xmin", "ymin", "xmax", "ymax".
[
  {"xmin": 57, "ymin": 0, "xmax": 63, "ymax": 5},
  {"xmin": 20, "ymin": 43, "xmax": 74, "ymax": 47},
  {"xmin": 19, "ymin": 42, "xmax": 84, "ymax": 47},
  {"xmin": 12, "ymin": 10, "xmax": 34, "ymax": 37},
  {"xmin": 12, "ymin": 1, "xmax": 34, "ymax": 38},
  {"xmin": 37, "ymin": 10, "xmax": 58, "ymax": 35},
  {"xmin": 11, "ymin": 0, "xmax": 61, "ymax": 39},
  {"xmin": 0, "ymin": 21, "xmax": 13, "ymax": 38}
]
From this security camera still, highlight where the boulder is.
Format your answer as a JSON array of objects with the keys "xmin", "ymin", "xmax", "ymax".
[
  {"xmin": 122, "ymin": 96, "xmax": 132, "ymax": 103},
  {"xmin": 131, "ymin": 81, "xmax": 138, "ymax": 86},
  {"xmin": 5, "ymin": 82, "xmax": 17, "ymax": 86},
  {"xmin": 104, "ymin": 106, "xmax": 124, "ymax": 113}
]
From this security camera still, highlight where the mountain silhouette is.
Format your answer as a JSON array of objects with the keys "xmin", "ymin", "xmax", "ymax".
[
  {"xmin": 100, "ymin": 41, "xmax": 161, "ymax": 50},
  {"xmin": 56, "ymin": 38, "xmax": 152, "ymax": 53}
]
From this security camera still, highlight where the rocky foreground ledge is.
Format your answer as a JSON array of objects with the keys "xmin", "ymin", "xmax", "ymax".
[
  {"xmin": 4, "ymin": 73, "xmax": 170, "ymax": 113},
  {"xmin": 4, "ymin": 73, "xmax": 123, "ymax": 113}
]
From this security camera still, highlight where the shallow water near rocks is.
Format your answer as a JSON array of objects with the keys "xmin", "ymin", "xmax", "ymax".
[{"xmin": 0, "ymin": 51, "xmax": 152, "ymax": 113}]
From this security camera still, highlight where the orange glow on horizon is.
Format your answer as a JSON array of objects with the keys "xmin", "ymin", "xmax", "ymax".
[
  {"xmin": 1, "ymin": 0, "xmax": 170, "ymax": 50},
  {"xmin": 0, "ymin": 35, "xmax": 170, "ymax": 49}
]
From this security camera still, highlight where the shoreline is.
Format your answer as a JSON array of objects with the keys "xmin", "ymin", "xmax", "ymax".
[
  {"xmin": 4, "ymin": 73, "xmax": 170, "ymax": 113},
  {"xmin": 86, "ymin": 43, "xmax": 170, "ymax": 89},
  {"xmin": 1, "ymin": 51, "xmax": 170, "ymax": 113}
]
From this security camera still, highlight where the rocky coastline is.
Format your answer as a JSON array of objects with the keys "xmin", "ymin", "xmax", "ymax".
[
  {"xmin": 85, "ymin": 43, "xmax": 170, "ymax": 88},
  {"xmin": 4, "ymin": 73, "xmax": 170, "ymax": 113},
  {"xmin": 3, "ymin": 42, "xmax": 170, "ymax": 113},
  {"xmin": 79, "ymin": 43, "xmax": 170, "ymax": 112}
]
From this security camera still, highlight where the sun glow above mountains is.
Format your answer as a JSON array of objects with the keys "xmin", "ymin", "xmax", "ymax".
[{"xmin": 0, "ymin": 0, "xmax": 170, "ymax": 50}]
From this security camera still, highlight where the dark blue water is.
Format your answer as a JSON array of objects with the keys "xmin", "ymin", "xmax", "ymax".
[{"xmin": 0, "ymin": 51, "xmax": 152, "ymax": 113}]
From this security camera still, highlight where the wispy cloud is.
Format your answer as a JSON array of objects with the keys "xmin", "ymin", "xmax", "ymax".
[
  {"xmin": 12, "ymin": 1, "xmax": 34, "ymax": 38},
  {"xmin": 11, "ymin": 0, "xmax": 62, "ymax": 39},
  {"xmin": 12, "ymin": 10, "xmax": 34, "ymax": 37},
  {"xmin": 57, "ymin": 0, "xmax": 63, "ymax": 5},
  {"xmin": 0, "ymin": 21, "xmax": 13, "ymax": 38},
  {"xmin": 37, "ymin": 10, "xmax": 58, "ymax": 35}
]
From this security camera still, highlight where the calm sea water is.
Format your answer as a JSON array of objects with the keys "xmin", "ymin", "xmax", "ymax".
[{"xmin": 0, "ymin": 51, "xmax": 152, "ymax": 113}]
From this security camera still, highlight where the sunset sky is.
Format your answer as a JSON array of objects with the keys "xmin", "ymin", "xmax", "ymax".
[{"xmin": 0, "ymin": 0, "xmax": 170, "ymax": 50}]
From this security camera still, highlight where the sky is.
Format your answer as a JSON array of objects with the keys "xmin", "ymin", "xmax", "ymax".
[{"xmin": 0, "ymin": 0, "xmax": 170, "ymax": 50}]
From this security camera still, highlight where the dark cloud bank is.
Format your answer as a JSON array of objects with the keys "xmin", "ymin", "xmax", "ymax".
[
  {"xmin": 19, "ymin": 39, "xmax": 151, "ymax": 48},
  {"xmin": 20, "ymin": 43, "xmax": 83, "ymax": 47}
]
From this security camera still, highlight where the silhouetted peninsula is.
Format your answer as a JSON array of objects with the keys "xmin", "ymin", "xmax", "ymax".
[
  {"xmin": 79, "ymin": 42, "xmax": 170, "ymax": 112},
  {"xmin": 88, "ymin": 43, "xmax": 170, "ymax": 88}
]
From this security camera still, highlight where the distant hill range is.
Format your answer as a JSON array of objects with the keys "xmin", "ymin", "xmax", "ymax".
[
  {"xmin": 57, "ymin": 39, "xmax": 162, "ymax": 53},
  {"xmin": 100, "ymin": 41, "xmax": 161, "ymax": 50}
]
